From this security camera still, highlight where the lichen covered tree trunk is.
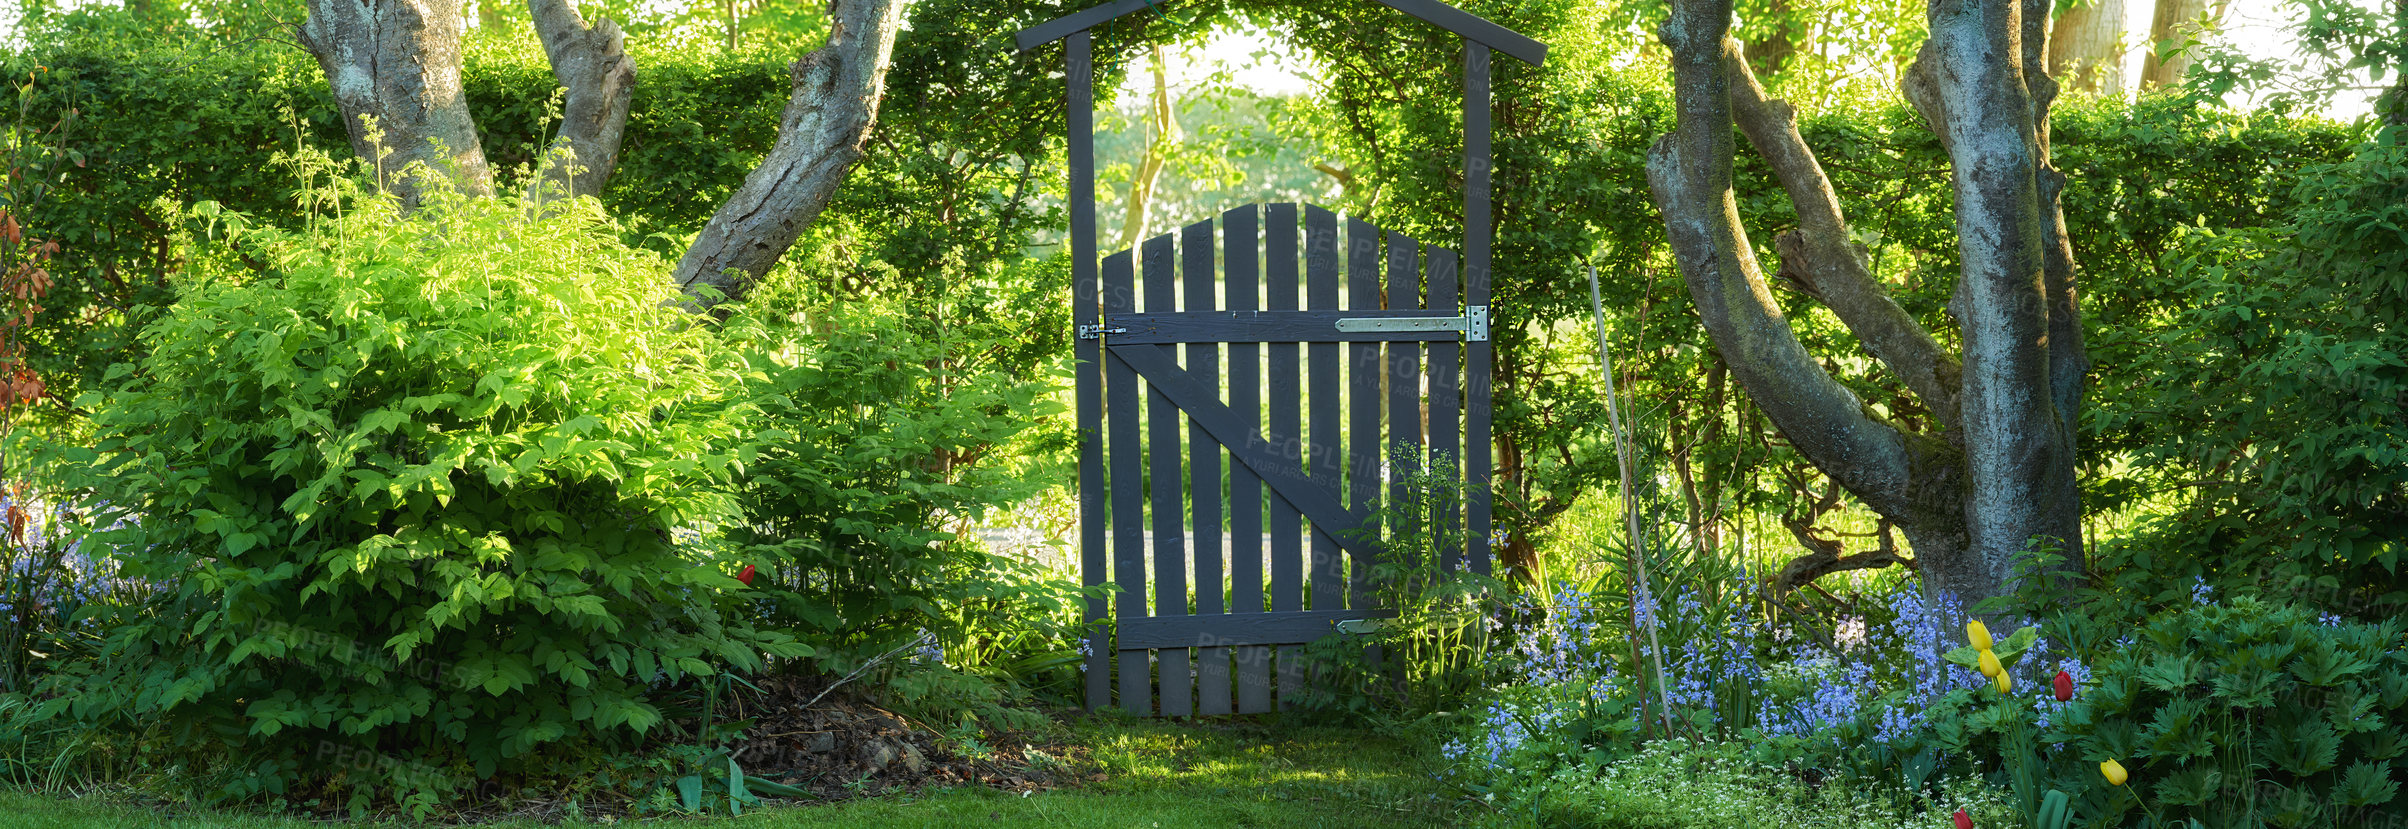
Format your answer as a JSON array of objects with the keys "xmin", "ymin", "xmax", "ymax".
[
  {"xmin": 1648, "ymin": 0, "xmax": 2086, "ymax": 610},
  {"xmin": 299, "ymin": 0, "xmax": 494, "ymax": 207},
  {"xmin": 529, "ymin": 0, "xmax": 636, "ymax": 200}
]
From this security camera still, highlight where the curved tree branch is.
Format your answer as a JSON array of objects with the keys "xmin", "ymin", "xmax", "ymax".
[
  {"xmin": 529, "ymin": 0, "xmax": 636, "ymax": 200},
  {"xmin": 1775, "ymin": 518, "xmax": 1913, "ymax": 593},
  {"xmin": 673, "ymin": 0, "xmax": 909, "ymax": 312},
  {"xmin": 1645, "ymin": 0, "xmax": 1937, "ymax": 523},
  {"xmin": 1723, "ymin": 42, "xmax": 1964, "ymax": 431}
]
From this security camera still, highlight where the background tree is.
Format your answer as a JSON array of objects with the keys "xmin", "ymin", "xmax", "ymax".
[
  {"xmin": 2141, "ymin": 0, "xmax": 2228, "ymax": 87},
  {"xmin": 1649, "ymin": 0, "xmax": 2087, "ymax": 603},
  {"xmin": 2050, "ymin": 0, "xmax": 2127, "ymax": 94}
]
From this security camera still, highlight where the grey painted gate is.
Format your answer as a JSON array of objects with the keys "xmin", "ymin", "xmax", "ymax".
[{"xmin": 1015, "ymin": 0, "xmax": 1546, "ymax": 716}]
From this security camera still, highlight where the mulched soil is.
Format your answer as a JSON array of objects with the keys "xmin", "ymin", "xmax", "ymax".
[{"xmin": 722, "ymin": 674, "xmax": 1094, "ymax": 803}]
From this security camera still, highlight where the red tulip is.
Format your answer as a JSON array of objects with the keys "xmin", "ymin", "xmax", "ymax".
[
  {"xmin": 1953, "ymin": 808, "xmax": 1973, "ymax": 829},
  {"xmin": 2053, "ymin": 669, "xmax": 2075, "ymax": 702},
  {"xmin": 736, "ymin": 564, "xmax": 756, "ymax": 585}
]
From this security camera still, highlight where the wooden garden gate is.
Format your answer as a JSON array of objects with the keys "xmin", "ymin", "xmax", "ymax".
[{"xmin": 1015, "ymin": 0, "xmax": 1546, "ymax": 716}]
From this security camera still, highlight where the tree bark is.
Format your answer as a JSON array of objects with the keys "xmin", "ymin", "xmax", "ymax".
[
  {"xmin": 529, "ymin": 0, "xmax": 637, "ymax": 200},
  {"xmin": 1905, "ymin": 0, "xmax": 2085, "ymax": 600},
  {"xmin": 2048, "ymin": 0, "xmax": 2127, "ymax": 94},
  {"xmin": 1649, "ymin": 0, "xmax": 2084, "ymax": 610},
  {"xmin": 671, "ymin": 0, "xmax": 908, "ymax": 311},
  {"xmin": 299, "ymin": 0, "xmax": 494, "ymax": 208},
  {"xmin": 2141, "ymin": 0, "xmax": 2224, "ymax": 88}
]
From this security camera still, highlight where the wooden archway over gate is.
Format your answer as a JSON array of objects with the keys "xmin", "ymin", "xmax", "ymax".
[{"xmin": 1016, "ymin": 0, "xmax": 1545, "ymax": 715}]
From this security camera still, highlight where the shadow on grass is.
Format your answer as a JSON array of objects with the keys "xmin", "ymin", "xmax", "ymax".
[{"xmin": 0, "ymin": 716, "xmax": 1468, "ymax": 828}]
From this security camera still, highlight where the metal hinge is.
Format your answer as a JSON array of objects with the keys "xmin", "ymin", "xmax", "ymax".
[
  {"xmin": 1333, "ymin": 304, "xmax": 1493, "ymax": 342},
  {"xmin": 1077, "ymin": 323, "xmax": 1126, "ymax": 340},
  {"xmin": 1333, "ymin": 618, "xmax": 1386, "ymax": 635}
]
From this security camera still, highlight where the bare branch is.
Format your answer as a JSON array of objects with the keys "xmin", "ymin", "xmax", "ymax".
[{"xmin": 1774, "ymin": 518, "xmax": 1912, "ymax": 593}]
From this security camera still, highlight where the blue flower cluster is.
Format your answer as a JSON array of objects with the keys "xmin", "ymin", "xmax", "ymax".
[
  {"xmin": 1, "ymin": 491, "xmax": 158, "ymax": 647},
  {"xmin": 1441, "ymin": 573, "xmax": 2096, "ymax": 781}
]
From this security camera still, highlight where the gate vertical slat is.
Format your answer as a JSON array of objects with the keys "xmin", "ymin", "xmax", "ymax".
[
  {"xmin": 1183, "ymin": 219, "xmax": 1231, "ymax": 716},
  {"xmin": 1065, "ymin": 31, "xmax": 1109, "ymax": 712},
  {"xmin": 1346, "ymin": 218, "xmax": 1382, "ymax": 614},
  {"xmin": 1143, "ymin": 233, "xmax": 1192, "ymax": 718},
  {"xmin": 1304, "ymin": 206, "xmax": 1345, "ymax": 621},
  {"xmin": 1463, "ymin": 43, "xmax": 1496, "ymax": 575},
  {"xmin": 1386, "ymin": 234, "xmax": 1422, "ymax": 566},
  {"xmin": 1265, "ymin": 203, "xmax": 1306, "ymax": 709},
  {"xmin": 1428, "ymin": 250, "xmax": 1462, "ymax": 572},
  {"xmin": 1224, "ymin": 205, "xmax": 1272, "ymax": 715},
  {"xmin": 1103, "ymin": 250, "xmax": 1149, "ymax": 714}
]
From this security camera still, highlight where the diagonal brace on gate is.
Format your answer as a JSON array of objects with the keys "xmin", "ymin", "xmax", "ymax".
[{"xmin": 1105, "ymin": 344, "xmax": 1383, "ymax": 563}]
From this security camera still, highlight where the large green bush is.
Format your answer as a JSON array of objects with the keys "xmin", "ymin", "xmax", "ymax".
[
  {"xmin": 2100, "ymin": 127, "xmax": 2408, "ymax": 612},
  {"xmin": 0, "ymin": 15, "xmax": 790, "ymax": 408},
  {"xmin": 37, "ymin": 181, "xmax": 804, "ymax": 802}
]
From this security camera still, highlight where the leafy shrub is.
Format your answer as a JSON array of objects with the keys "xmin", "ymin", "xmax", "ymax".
[
  {"xmin": 2100, "ymin": 128, "xmax": 2408, "ymax": 613},
  {"xmin": 717, "ymin": 295, "xmax": 1086, "ymax": 724},
  {"xmin": 33, "ymin": 181, "xmax": 804, "ymax": 806},
  {"xmin": 2045, "ymin": 597, "xmax": 2407, "ymax": 828}
]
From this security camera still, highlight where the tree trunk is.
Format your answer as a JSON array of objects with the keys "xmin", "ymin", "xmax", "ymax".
[
  {"xmin": 2141, "ymin": 0, "xmax": 2224, "ymax": 88},
  {"xmin": 2048, "ymin": 0, "xmax": 2126, "ymax": 95},
  {"xmin": 1743, "ymin": 0, "xmax": 1807, "ymax": 79},
  {"xmin": 299, "ymin": 0, "xmax": 494, "ymax": 208},
  {"xmin": 671, "ymin": 0, "xmax": 909, "ymax": 311},
  {"xmin": 1648, "ymin": 0, "xmax": 2085, "ymax": 612},
  {"xmin": 529, "ymin": 0, "xmax": 637, "ymax": 200}
]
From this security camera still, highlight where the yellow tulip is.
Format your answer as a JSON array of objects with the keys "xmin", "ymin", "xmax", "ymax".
[
  {"xmin": 1993, "ymin": 671, "xmax": 2013, "ymax": 693},
  {"xmin": 1978, "ymin": 648, "xmax": 2003, "ymax": 678},
  {"xmin": 1967, "ymin": 620, "xmax": 1994, "ymax": 650},
  {"xmin": 2101, "ymin": 759, "xmax": 2128, "ymax": 786}
]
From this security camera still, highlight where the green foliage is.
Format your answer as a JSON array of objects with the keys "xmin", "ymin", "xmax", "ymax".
[
  {"xmin": 1458, "ymin": 737, "xmax": 2013, "ymax": 829},
  {"xmin": 718, "ymin": 295, "xmax": 1087, "ymax": 721},
  {"xmin": 2099, "ymin": 127, "xmax": 2408, "ymax": 612},
  {"xmin": 2046, "ymin": 597, "xmax": 2408, "ymax": 828},
  {"xmin": 0, "ymin": 21, "xmax": 792, "ymax": 404},
  {"xmin": 1294, "ymin": 463, "xmax": 1508, "ymax": 718},
  {"xmin": 31, "ymin": 177, "xmax": 806, "ymax": 806}
]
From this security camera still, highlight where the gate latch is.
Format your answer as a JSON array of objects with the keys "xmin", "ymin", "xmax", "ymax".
[
  {"xmin": 1077, "ymin": 323, "xmax": 1127, "ymax": 340},
  {"xmin": 1332, "ymin": 305, "xmax": 1490, "ymax": 342}
]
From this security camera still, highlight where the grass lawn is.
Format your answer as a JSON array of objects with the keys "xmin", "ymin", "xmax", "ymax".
[{"xmin": 0, "ymin": 717, "xmax": 1465, "ymax": 828}]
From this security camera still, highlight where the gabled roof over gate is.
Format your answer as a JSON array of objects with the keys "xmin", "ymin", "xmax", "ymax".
[{"xmin": 1014, "ymin": 0, "xmax": 1547, "ymax": 67}]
